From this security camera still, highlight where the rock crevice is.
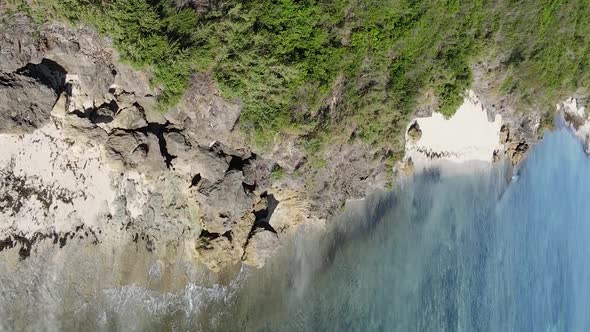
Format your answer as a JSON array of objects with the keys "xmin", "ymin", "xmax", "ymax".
[{"xmin": 0, "ymin": 14, "xmax": 352, "ymax": 272}]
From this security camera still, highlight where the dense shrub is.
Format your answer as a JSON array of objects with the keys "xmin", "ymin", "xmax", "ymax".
[{"xmin": 9, "ymin": 0, "xmax": 590, "ymax": 153}]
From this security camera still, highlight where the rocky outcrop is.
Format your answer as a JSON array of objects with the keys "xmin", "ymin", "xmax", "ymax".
[
  {"xmin": 0, "ymin": 58, "xmax": 66, "ymax": 133},
  {"xmin": 406, "ymin": 121, "xmax": 422, "ymax": 142},
  {"xmin": 470, "ymin": 60, "xmax": 541, "ymax": 166},
  {"xmin": 6, "ymin": 11, "xmax": 573, "ymax": 274},
  {"xmin": 0, "ymin": 14, "xmax": 311, "ymax": 272},
  {"xmin": 242, "ymin": 189, "xmax": 325, "ymax": 267},
  {"xmin": 560, "ymin": 97, "xmax": 590, "ymax": 153}
]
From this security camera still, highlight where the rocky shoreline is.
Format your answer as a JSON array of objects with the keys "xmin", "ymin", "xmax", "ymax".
[
  {"xmin": 0, "ymin": 15, "xmax": 328, "ymax": 272},
  {"xmin": 1, "ymin": 14, "xmax": 589, "ymax": 274}
]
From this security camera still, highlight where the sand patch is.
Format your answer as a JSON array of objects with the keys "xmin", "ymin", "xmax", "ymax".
[
  {"xmin": 0, "ymin": 121, "xmax": 117, "ymax": 235},
  {"xmin": 405, "ymin": 90, "xmax": 503, "ymax": 171}
]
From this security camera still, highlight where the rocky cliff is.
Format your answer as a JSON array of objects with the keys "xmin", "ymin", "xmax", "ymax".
[
  {"xmin": 0, "ymin": 14, "xmax": 382, "ymax": 272},
  {"xmin": 0, "ymin": 15, "xmax": 287, "ymax": 270},
  {"xmin": 1, "ymin": 13, "xmax": 587, "ymax": 273}
]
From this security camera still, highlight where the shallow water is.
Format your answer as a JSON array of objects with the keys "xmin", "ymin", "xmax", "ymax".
[
  {"xmin": 209, "ymin": 127, "xmax": 590, "ymax": 331},
  {"xmin": 2, "ymin": 127, "xmax": 590, "ymax": 331}
]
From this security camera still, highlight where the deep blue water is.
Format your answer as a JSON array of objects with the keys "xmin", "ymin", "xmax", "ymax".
[{"xmin": 210, "ymin": 127, "xmax": 590, "ymax": 331}]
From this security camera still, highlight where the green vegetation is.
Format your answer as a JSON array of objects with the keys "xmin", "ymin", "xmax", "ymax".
[
  {"xmin": 271, "ymin": 166, "xmax": 285, "ymax": 181},
  {"xmin": 487, "ymin": 0, "xmax": 590, "ymax": 108},
  {"xmin": 8, "ymin": 0, "xmax": 590, "ymax": 160}
]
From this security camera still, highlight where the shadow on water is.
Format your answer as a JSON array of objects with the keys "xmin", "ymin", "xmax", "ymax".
[
  {"xmin": 3, "ymin": 127, "xmax": 590, "ymax": 331},
  {"xmin": 202, "ymin": 127, "xmax": 590, "ymax": 331}
]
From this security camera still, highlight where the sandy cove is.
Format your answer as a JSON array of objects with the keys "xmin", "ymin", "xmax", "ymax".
[{"xmin": 404, "ymin": 90, "xmax": 504, "ymax": 173}]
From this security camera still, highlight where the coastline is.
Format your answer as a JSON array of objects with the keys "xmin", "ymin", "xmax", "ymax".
[
  {"xmin": 403, "ymin": 90, "xmax": 504, "ymax": 175},
  {"xmin": 2, "ymin": 2, "xmax": 590, "ymax": 330},
  {"xmin": 0, "ymin": 13, "xmax": 589, "ymax": 278}
]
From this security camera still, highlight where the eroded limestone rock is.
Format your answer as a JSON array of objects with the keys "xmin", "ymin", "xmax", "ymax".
[
  {"xmin": 560, "ymin": 97, "xmax": 590, "ymax": 153},
  {"xmin": 0, "ymin": 14, "xmax": 286, "ymax": 272},
  {"xmin": 242, "ymin": 189, "xmax": 325, "ymax": 268}
]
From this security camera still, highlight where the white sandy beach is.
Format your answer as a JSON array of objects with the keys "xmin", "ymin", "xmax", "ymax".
[{"xmin": 405, "ymin": 90, "xmax": 503, "ymax": 172}]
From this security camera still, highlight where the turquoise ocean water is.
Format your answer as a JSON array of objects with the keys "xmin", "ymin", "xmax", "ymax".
[
  {"xmin": 2, "ymin": 127, "xmax": 590, "ymax": 331},
  {"xmin": 209, "ymin": 127, "xmax": 590, "ymax": 331}
]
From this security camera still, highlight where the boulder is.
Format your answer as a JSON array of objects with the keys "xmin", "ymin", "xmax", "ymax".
[{"xmin": 111, "ymin": 105, "xmax": 148, "ymax": 130}]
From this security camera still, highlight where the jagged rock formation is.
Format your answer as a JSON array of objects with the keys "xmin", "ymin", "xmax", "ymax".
[
  {"xmin": 3, "ymin": 13, "xmax": 549, "ymax": 274},
  {"xmin": 8, "ymin": 11, "xmax": 564, "ymax": 272},
  {"xmin": 0, "ymin": 58, "xmax": 66, "ymax": 132},
  {"xmin": 470, "ymin": 60, "xmax": 542, "ymax": 166},
  {"xmin": 0, "ymin": 14, "xmax": 326, "ymax": 271},
  {"xmin": 560, "ymin": 97, "xmax": 590, "ymax": 153}
]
